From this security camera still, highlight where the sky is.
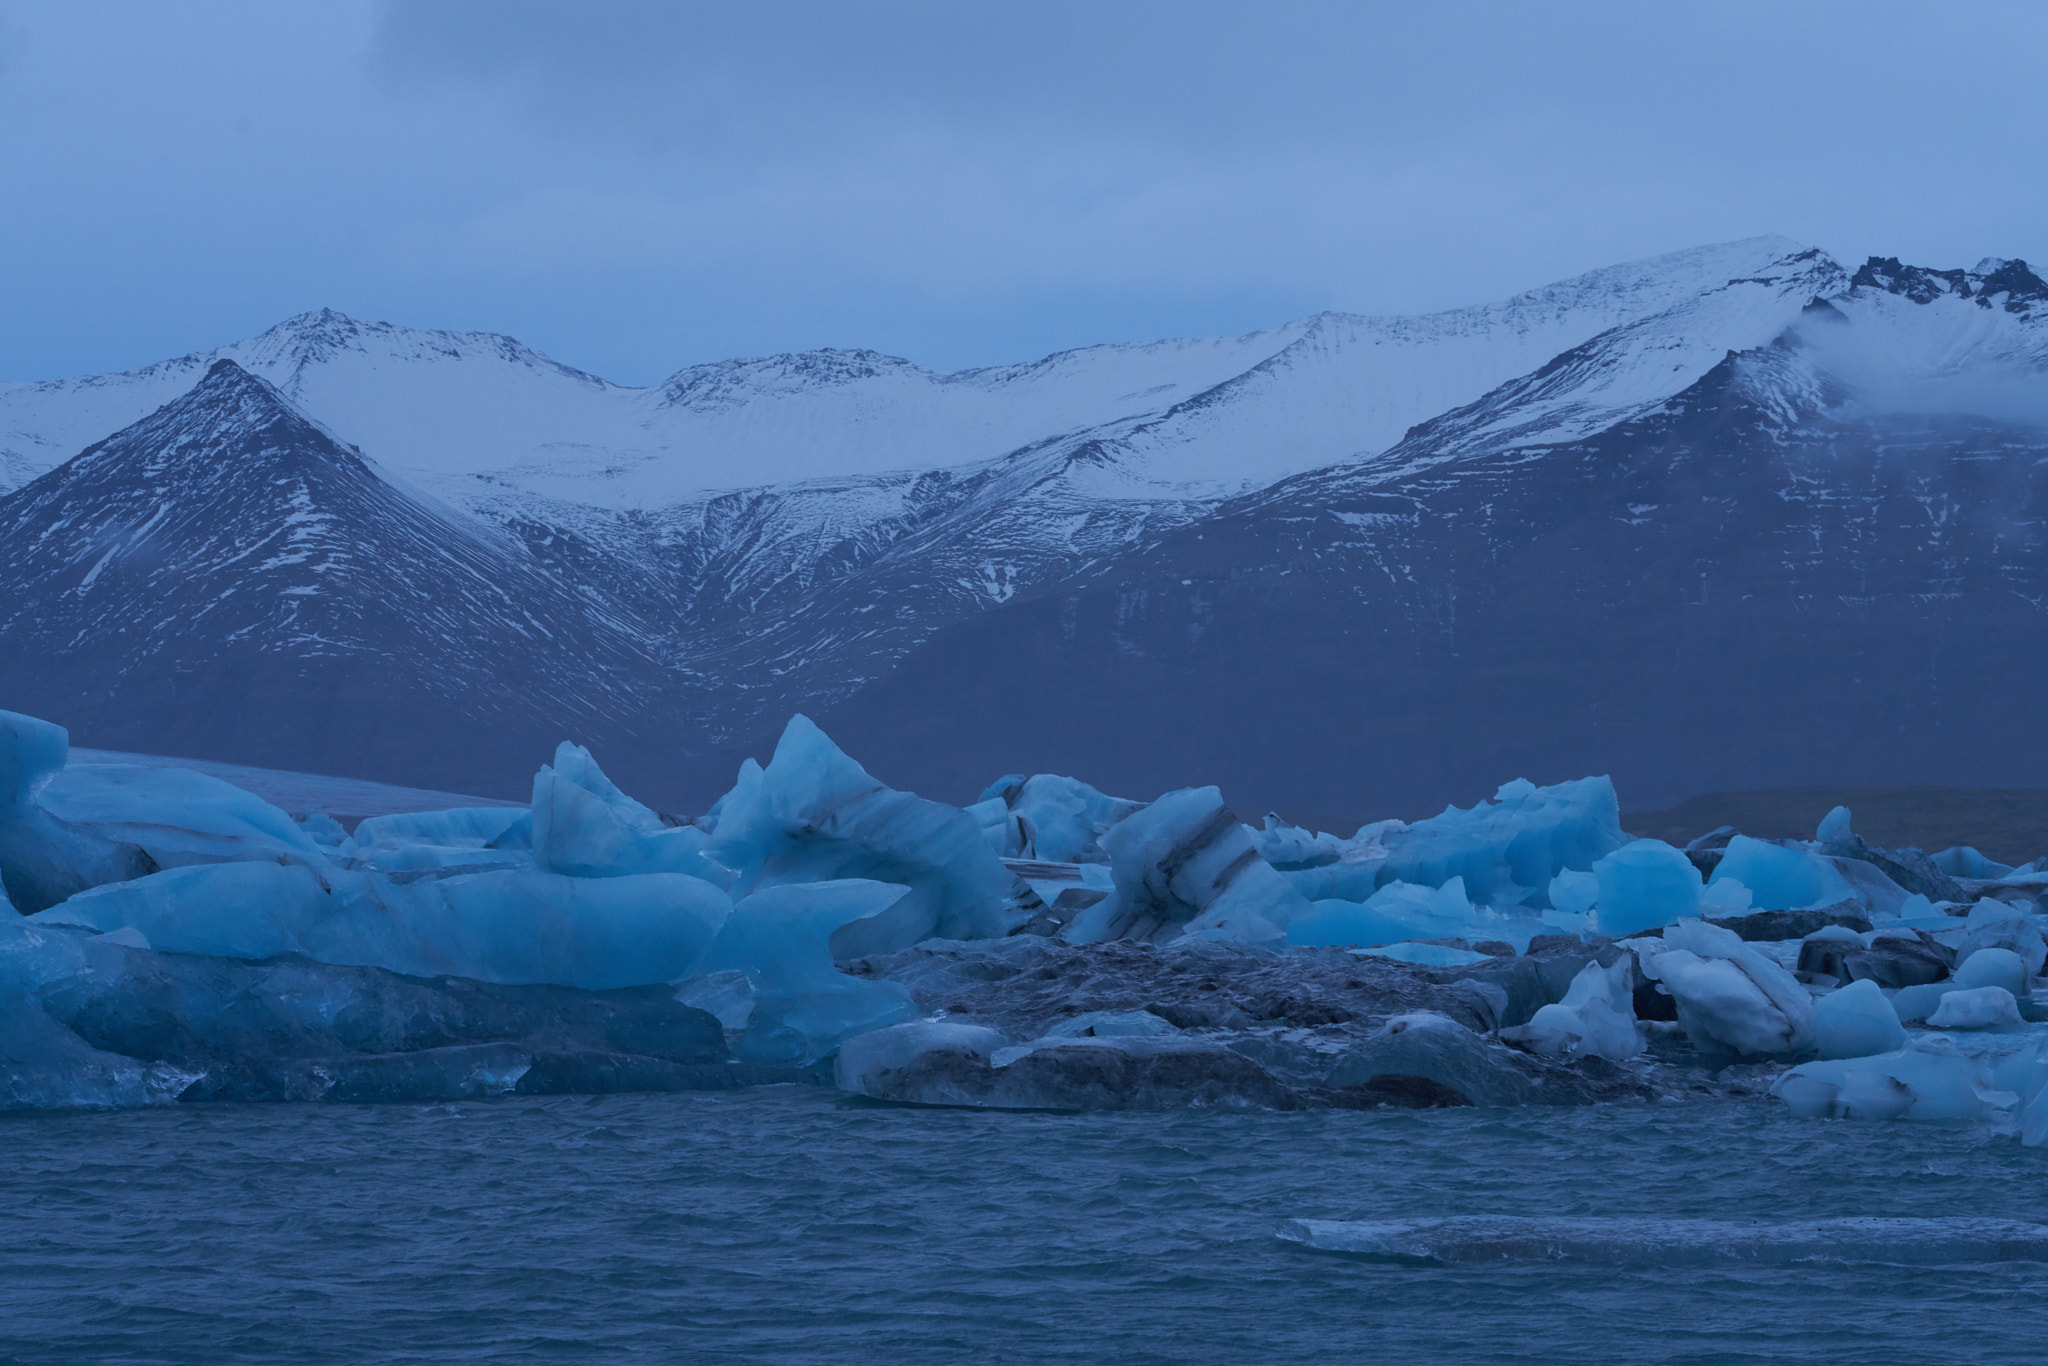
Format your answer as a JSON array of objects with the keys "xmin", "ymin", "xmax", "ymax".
[{"xmin": 1, "ymin": 0, "xmax": 2043, "ymax": 386}]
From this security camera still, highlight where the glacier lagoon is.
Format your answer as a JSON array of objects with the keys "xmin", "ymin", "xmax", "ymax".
[
  {"xmin": 8, "ymin": 699, "xmax": 2048, "ymax": 1358},
  {"xmin": 4, "ymin": 1091, "xmax": 2046, "ymax": 1365}
]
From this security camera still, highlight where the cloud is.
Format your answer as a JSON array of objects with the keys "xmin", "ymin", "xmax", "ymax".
[{"xmin": 0, "ymin": 0, "xmax": 2043, "ymax": 385}]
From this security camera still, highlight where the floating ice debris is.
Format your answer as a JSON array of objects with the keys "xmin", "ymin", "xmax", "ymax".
[
  {"xmin": 1277, "ymin": 1217, "xmax": 2048, "ymax": 1264},
  {"xmin": 12, "ymin": 698, "xmax": 2048, "ymax": 1122}
]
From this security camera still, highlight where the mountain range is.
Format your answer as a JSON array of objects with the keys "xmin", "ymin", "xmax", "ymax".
[{"xmin": 2, "ymin": 236, "xmax": 2043, "ymax": 822}]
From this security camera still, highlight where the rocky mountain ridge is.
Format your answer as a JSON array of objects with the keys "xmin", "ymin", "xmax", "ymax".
[{"xmin": 2, "ymin": 239, "xmax": 2042, "ymax": 815}]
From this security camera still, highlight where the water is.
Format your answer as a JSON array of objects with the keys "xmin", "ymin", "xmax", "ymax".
[{"xmin": 4, "ymin": 1090, "xmax": 2045, "ymax": 1364}]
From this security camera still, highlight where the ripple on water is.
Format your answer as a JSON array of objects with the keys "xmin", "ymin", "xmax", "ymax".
[{"xmin": 2, "ymin": 1091, "xmax": 2046, "ymax": 1364}]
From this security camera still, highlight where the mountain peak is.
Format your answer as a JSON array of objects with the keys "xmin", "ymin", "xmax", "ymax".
[{"xmin": 1850, "ymin": 255, "xmax": 2047, "ymax": 314}]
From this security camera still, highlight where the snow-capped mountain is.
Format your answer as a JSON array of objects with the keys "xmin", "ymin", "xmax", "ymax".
[
  {"xmin": 0, "ymin": 361, "xmax": 683, "ymax": 797},
  {"xmin": 3, "ymin": 238, "xmax": 2043, "ymax": 815},
  {"xmin": 819, "ymin": 254, "xmax": 2048, "ymax": 821}
]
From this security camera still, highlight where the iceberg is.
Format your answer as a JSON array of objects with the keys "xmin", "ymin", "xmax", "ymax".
[
  {"xmin": 1589, "ymin": 838, "xmax": 1700, "ymax": 937},
  {"xmin": 1774, "ymin": 1035, "xmax": 2024, "ymax": 1123},
  {"xmin": 1374, "ymin": 776, "xmax": 1627, "ymax": 907},
  {"xmin": 1505, "ymin": 956, "xmax": 1642, "ymax": 1061},
  {"xmin": 1636, "ymin": 919, "xmax": 1814, "ymax": 1056},
  {"xmin": 687, "ymin": 880, "xmax": 918, "ymax": 1065},
  {"xmin": 33, "ymin": 862, "xmax": 732, "ymax": 990},
  {"xmin": 1708, "ymin": 835, "xmax": 1856, "ymax": 911},
  {"xmin": 1957, "ymin": 900, "xmax": 2047, "ymax": 975},
  {"xmin": 0, "ymin": 910, "xmax": 741, "ymax": 1109},
  {"xmin": 704, "ymin": 716, "xmax": 1024, "ymax": 956},
  {"xmin": 975, "ymin": 772, "xmax": 1145, "ymax": 863},
  {"xmin": 529, "ymin": 743, "xmax": 730, "ymax": 885},
  {"xmin": 1, "ymin": 709, "xmax": 331, "ymax": 913},
  {"xmin": 1925, "ymin": 986, "xmax": 2025, "ymax": 1032},
  {"xmin": 1065, "ymin": 786, "xmax": 1307, "ymax": 947},
  {"xmin": 1810, "ymin": 978, "xmax": 1907, "ymax": 1059},
  {"xmin": 1287, "ymin": 878, "xmax": 1544, "ymax": 951}
]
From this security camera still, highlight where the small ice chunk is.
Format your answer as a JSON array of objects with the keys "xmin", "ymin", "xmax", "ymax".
[
  {"xmin": 1510, "ymin": 956, "xmax": 1642, "ymax": 1061},
  {"xmin": 1816, "ymin": 805, "xmax": 1853, "ymax": 844},
  {"xmin": 1933, "ymin": 846, "xmax": 2014, "ymax": 880},
  {"xmin": 1277, "ymin": 1216, "xmax": 2048, "ymax": 1264},
  {"xmin": 1926, "ymin": 986, "xmax": 2025, "ymax": 1032},
  {"xmin": 1775, "ymin": 1036, "xmax": 2016, "ymax": 1123},
  {"xmin": 1046, "ymin": 1010, "xmax": 1176, "ymax": 1038},
  {"xmin": 834, "ymin": 1021, "xmax": 1007, "ymax": 1098},
  {"xmin": 1957, "ymin": 901, "xmax": 2047, "ymax": 976},
  {"xmin": 1811, "ymin": 979, "xmax": 1906, "ymax": 1059},
  {"xmin": 1953, "ymin": 946, "xmax": 2029, "ymax": 997},
  {"xmin": 1352, "ymin": 941, "xmax": 1492, "ymax": 967}
]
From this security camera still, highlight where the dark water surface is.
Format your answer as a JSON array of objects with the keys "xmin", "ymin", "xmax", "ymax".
[{"xmin": 4, "ymin": 1089, "xmax": 2044, "ymax": 1364}]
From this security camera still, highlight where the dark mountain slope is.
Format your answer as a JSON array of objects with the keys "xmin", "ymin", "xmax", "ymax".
[
  {"xmin": 0, "ymin": 361, "xmax": 682, "ymax": 798},
  {"xmin": 815, "ymin": 345, "xmax": 2048, "ymax": 821}
]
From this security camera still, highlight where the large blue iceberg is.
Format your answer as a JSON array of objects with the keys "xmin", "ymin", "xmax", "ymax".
[{"xmin": 4, "ymin": 704, "xmax": 2046, "ymax": 1134}]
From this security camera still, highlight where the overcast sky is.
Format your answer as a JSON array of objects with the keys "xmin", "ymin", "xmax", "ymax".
[{"xmin": 2, "ymin": 0, "xmax": 2043, "ymax": 385}]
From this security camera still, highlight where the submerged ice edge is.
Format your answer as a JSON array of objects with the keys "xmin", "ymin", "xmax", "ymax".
[{"xmin": 1277, "ymin": 1216, "xmax": 2048, "ymax": 1264}]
